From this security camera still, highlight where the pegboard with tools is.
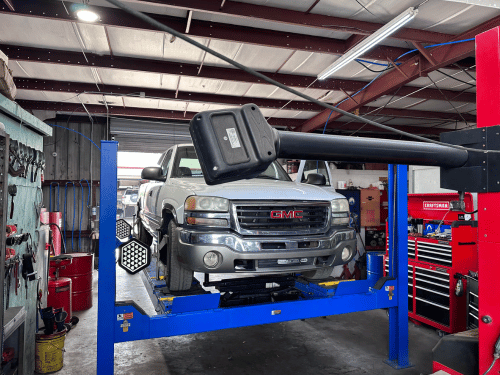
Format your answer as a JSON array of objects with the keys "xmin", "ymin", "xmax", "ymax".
[{"xmin": 0, "ymin": 93, "xmax": 52, "ymax": 375}]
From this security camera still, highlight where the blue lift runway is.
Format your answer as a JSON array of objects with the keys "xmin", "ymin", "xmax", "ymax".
[{"xmin": 96, "ymin": 141, "xmax": 411, "ymax": 374}]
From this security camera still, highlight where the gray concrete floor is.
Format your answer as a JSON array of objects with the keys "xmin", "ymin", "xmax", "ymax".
[{"xmin": 59, "ymin": 268, "xmax": 440, "ymax": 375}]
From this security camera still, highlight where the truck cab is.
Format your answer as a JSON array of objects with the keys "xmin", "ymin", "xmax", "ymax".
[{"xmin": 136, "ymin": 144, "xmax": 357, "ymax": 291}]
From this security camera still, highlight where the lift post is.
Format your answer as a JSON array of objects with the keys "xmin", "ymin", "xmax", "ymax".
[
  {"xmin": 476, "ymin": 27, "xmax": 500, "ymax": 375},
  {"xmin": 95, "ymin": 139, "xmax": 411, "ymax": 374}
]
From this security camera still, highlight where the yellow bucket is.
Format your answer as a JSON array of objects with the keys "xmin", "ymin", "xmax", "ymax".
[{"xmin": 35, "ymin": 329, "xmax": 67, "ymax": 374}]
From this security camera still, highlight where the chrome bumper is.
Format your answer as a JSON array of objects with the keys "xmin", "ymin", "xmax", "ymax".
[{"xmin": 177, "ymin": 227, "xmax": 357, "ymax": 273}]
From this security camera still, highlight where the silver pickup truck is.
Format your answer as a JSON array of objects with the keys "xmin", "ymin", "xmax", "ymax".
[{"xmin": 136, "ymin": 143, "xmax": 356, "ymax": 291}]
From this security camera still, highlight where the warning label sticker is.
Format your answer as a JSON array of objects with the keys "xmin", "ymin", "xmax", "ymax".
[
  {"xmin": 226, "ymin": 128, "xmax": 241, "ymax": 149},
  {"xmin": 423, "ymin": 201, "xmax": 450, "ymax": 210}
]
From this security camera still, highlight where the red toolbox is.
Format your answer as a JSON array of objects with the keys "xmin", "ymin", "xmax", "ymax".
[{"xmin": 384, "ymin": 193, "xmax": 478, "ymax": 334}]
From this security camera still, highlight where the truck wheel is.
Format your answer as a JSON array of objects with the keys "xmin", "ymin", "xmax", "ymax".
[
  {"xmin": 166, "ymin": 221, "xmax": 194, "ymax": 291},
  {"xmin": 302, "ymin": 267, "xmax": 334, "ymax": 280},
  {"xmin": 134, "ymin": 217, "xmax": 153, "ymax": 247}
]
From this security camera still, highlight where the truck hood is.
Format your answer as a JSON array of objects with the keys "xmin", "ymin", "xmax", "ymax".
[{"xmin": 172, "ymin": 178, "xmax": 346, "ymax": 201}]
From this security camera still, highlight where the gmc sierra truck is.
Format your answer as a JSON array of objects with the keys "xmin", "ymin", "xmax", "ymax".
[{"xmin": 136, "ymin": 143, "xmax": 356, "ymax": 291}]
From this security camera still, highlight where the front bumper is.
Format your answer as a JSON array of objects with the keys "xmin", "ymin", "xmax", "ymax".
[{"xmin": 177, "ymin": 227, "xmax": 357, "ymax": 273}]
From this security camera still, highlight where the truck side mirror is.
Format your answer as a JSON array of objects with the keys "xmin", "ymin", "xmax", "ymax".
[
  {"xmin": 141, "ymin": 167, "xmax": 165, "ymax": 181},
  {"xmin": 304, "ymin": 173, "xmax": 326, "ymax": 186}
]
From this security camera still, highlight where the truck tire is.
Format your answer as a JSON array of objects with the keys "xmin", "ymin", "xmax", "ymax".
[
  {"xmin": 166, "ymin": 221, "xmax": 194, "ymax": 291},
  {"xmin": 134, "ymin": 217, "xmax": 153, "ymax": 247},
  {"xmin": 302, "ymin": 267, "xmax": 334, "ymax": 280}
]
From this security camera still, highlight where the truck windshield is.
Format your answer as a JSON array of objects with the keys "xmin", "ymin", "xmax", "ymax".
[
  {"xmin": 172, "ymin": 146, "xmax": 290, "ymax": 181},
  {"xmin": 255, "ymin": 162, "xmax": 291, "ymax": 181},
  {"xmin": 172, "ymin": 146, "xmax": 204, "ymax": 177}
]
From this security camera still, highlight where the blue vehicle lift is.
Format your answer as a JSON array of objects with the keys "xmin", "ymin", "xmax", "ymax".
[{"xmin": 96, "ymin": 141, "xmax": 411, "ymax": 374}]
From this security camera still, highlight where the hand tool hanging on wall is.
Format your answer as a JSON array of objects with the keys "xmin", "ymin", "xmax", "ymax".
[
  {"xmin": 31, "ymin": 149, "xmax": 38, "ymax": 182},
  {"xmin": 22, "ymin": 254, "xmax": 36, "ymax": 298},
  {"xmin": 26, "ymin": 147, "xmax": 34, "ymax": 180},
  {"xmin": 38, "ymin": 151, "xmax": 45, "ymax": 182},
  {"xmin": 8, "ymin": 184, "xmax": 16, "ymax": 219},
  {"xmin": 19, "ymin": 143, "xmax": 27, "ymax": 178},
  {"xmin": 8, "ymin": 140, "xmax": 24, "ymax": 177}
]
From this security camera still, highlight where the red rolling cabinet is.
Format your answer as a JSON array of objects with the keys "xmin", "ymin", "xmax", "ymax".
[{"xmin": 384, "ymin": 193, "xmax": 478, "ymax": 334}]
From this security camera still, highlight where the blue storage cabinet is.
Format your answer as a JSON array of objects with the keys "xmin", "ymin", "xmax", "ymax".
[{"xmin": 337, "ymin": 189, "xmax": 361, "ymax": 231}]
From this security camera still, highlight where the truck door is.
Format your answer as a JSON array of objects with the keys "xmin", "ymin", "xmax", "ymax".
[{"xmin": 146, "ymin": 149, "xmax": 173, "ymax": 230}]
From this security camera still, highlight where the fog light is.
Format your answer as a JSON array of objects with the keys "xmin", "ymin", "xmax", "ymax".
[
  {"xmin": 341, "ymin": 246, "xmax": 351, "ymax": 261},
  {"xmin": 203, "ymin": 251, "xmax": 221, "ymax": 268}
]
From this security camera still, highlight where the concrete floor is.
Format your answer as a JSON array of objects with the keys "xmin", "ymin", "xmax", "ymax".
[{"xmin": 59, "ymin": 268, "xmax": 440, "ymax": 375}]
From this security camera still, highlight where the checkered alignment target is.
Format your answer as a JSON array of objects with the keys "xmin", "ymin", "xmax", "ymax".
[
  {"xmin": 118, "ymin": 238, "xmax": 151, "ymax": 274},
  {"xmin": 116, "ymin": 219, "xmax": 132, "ymax": 240}
]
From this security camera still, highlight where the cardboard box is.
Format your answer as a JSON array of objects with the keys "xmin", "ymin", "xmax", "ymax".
[
  {"xmin": 360, "ymin": 188, "xmax": 380, "ymax": 227},
  {"xmin": 0, "ymin": 60, "xmax": 16, "ymax": 101}
]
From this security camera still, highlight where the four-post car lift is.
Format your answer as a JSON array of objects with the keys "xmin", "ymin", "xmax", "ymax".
[
  {"xmin": 97, "ymin": 143, "xmax": 411, "ymax": 374},
  {"xmin": 95, "ymin": 26, "xmax": 500, "ymax": 375}
]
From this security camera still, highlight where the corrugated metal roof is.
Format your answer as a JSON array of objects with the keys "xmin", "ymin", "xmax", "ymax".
[{"xmin": 1, "ymin": 0, "xmax": 489, "ymax": 143}]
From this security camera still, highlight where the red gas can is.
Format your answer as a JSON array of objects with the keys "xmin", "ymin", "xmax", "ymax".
[
  {"xmin": 47, "ymin": 277, "xmax": 72, "ymax": 323},
  {"xmin": 57, "ymin": 253, "xmax": 94, "ymax": 311},
  {"xmin": 49, "ymin": 212, "xmax": 63, "ymax": 256}
]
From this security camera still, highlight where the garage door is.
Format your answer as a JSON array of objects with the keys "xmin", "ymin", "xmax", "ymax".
[{"xmin": 110, "ymin": 118, "xmax": 192, "ymax": 153}]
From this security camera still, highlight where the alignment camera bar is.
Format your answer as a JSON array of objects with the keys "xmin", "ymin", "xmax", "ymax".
[{"xmin": 189, "ymin": 104, "xmax": 469, "ymax": 186}]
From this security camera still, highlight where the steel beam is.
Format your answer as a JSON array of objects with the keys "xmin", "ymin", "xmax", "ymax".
[
  {"xmin": 358, "ymin": 107, "xmax": 476, "ymax": 123},
  {"xmin": 131, "ymin": 0, "xmax": 450, "ymax": 44},
  {"xmin": 19, "ymin": 99, "xmax": 456, "ymax": 136},
  {"xmin": 17, "ymin": 100, "xmax": 304, "ymax": 127},
  {"xmin": 325, "ymin": 121, "xmax": 454, "ymax": 136},
  {"xmin": 14, "ymin": 78, "xmax": 477, "ymax": 122},
  {"xmin": 2, "ymin": 0, "xmax": 411, "ymax": 62},
  {"xmin": 298, "ymin": 15, "xmax": 499, "ymax": 133},
  {"xmin": 2, "ymin": 44, "xmax": 476, "ymax": 103},
  {"xmin": 14, "ymin": 78, "xmax": 320, "ymax": 112}
]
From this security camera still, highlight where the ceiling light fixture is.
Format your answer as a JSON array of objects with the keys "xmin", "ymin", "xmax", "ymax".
[
  {"xmin": 441, "ymin": 0, "xmax": 500, "ymax": 8},
  {"xmin": 76, "ymin": 9, "xmax": 99, "ymax": 22},
  {"xmin": 317, "ymin": 7, "xmax": 418, "ymax": 80}
]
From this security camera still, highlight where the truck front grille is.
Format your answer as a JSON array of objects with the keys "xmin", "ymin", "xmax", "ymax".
[{"xmin": 234, "ymin": 202, "xmax": 330, "ymax": 234}]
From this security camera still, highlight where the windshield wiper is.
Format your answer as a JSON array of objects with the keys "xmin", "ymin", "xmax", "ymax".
[{"xmin": 256, "ymin": 175, "xmax": 280, "ymax": 180}]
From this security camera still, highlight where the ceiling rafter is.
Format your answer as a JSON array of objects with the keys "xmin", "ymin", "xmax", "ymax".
[
  {"xmin": 130, "ymin": 0, "xmax": 451, "ymax": 44},
  {"xmin": 0, "ymin": 0, "xmax": 424, "ymax": 63},
  {"xmin": 1, "ymin": 44, "xmax": 476, "ymax": 104},
  {"xmin": 297, "ymin": 14, "xmax": 498, "ymax": 132},
  {"xmin": 15, "ymin": 77, "xmax": 476, "ymax": 122},
  {"xmin": 19, "ymin": 99, "xmax": 453, "ymax": 136}
]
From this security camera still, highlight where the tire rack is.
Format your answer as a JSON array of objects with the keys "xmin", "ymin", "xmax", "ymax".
[
  {"xmin": 95, "ymin": 142, "xmax": 412, "ymax": 374},
  {"xmin": 384, "ymin": 220, "xmax": 478, "ymax": 334}
]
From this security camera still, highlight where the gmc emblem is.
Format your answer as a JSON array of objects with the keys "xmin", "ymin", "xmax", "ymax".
[{"xmin": 270, "ymin": 210, "xmax": 303, "ymax": 219}]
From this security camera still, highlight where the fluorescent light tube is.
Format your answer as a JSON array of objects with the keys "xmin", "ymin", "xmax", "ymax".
[
  {"xmin": 442, "ymin": 0, "xmax": 500, "ymax": 8},
  {"xmin": 318, "ymin": 7, "xmax": 418, "ymax": 80}
]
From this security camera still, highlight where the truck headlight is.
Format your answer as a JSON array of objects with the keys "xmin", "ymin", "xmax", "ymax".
[
  {"xmin": 331, "ymin": 199, "xmax": 349, "ymax": 225},
  {"xmin": 185, "ymin": 196, "xmax": 229, "ymax": 212},
  {"xmin": 331, "ymin": 199, "xmax": 349, "ymax": 212}
]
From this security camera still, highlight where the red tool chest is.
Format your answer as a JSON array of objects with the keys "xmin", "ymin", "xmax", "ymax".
[{"xmin": 384, "ymin": 193, "xmax": 478, "ymax": 334}]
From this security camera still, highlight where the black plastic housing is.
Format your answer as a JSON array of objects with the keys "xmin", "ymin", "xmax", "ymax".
[
  {"xmin": 190, "ymin": 104, "xmax": 472, "ymax": 186},
  {"xmin": 441, "ymin": 126, "xmax": 500, "ymax": 193},
  {"xmin": 189, "ymin": 104, "xmax": 277, "ymax": 185}
]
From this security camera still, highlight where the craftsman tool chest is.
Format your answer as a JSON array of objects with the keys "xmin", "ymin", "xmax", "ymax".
[{"xmin": 384, "ymin": 193, "xmax": 478, "ymax": 334}]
